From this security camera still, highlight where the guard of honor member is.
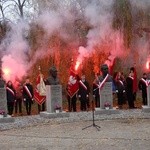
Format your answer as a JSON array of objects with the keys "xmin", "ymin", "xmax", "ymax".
[
  {"xmin": 126, "ymin": 71, "xmax": 136, "ymax": 109},
  {"xmin": 66, "ymin": 70, "xmax": 79, "ymax": 112},
  {"xmin": 66, "ymin": 86, "xmax": 78, "ymax": 112},
  {"xmin": 78, "ymin": 75, "xmax": 90, "ymax": 111},
  {"xmin": 37, "ymin": 74, "xmax": 46, "ymax": 113},
  {"xmin": 15, "ymin": 82, "xmax": 23, "ymax": 115},
  {"xmin": 138, "ymin": 73, "xmax": 148, "ymax": 105},
  {"xmin": 23, "ymin": 78, "xmax": 34, "ymax": 115},
  {"xmin": 130, "ymin": 67, "xmax": 137, "ymax": 102},
  {"xmin": 115, "ymin": 72, "xmax": 126, "ymax": 109},
  {"xmin": 6, "ymin": 81, "xmax": 16, "ymax": 116},
  {"xmin": 93, "ymin": 73, "xmax": 100, "ymax": 107}
]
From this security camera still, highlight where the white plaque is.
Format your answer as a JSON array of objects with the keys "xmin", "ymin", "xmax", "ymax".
[
  {"xmin": 100, "ymin": 82, "xmax": 113, "ymax": 109},
  {"xmin": 46, "ymin": 85, "xmax": 62, "ymax": 113}
]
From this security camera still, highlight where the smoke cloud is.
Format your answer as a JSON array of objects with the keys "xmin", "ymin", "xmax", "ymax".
[
  {"xmin": 0, "ymin": 0, "xmax": 150, "ymax": 82},
  {"xmin": 1, "ymin": 20, "xmax": 30, "ymax": 83}
]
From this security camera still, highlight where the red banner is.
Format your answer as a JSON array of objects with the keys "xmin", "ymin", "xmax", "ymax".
[
  {"xmin": 67, "ymin": 70, "xmax": 79, "ymax": 98},
  {"xmin": 67, "ymin": 82, "xmax": 79, "ymax": 98},
  {"xmin": 34, "ymin": 74, "xmax": 46, "ymax": 105}
]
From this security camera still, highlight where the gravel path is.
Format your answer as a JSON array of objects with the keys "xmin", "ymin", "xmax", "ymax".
[
  {"xmin": 0, "ymin": 109, "xmax": 150, "ymax": 150},
  {"xmin": 0, "ymin": 109, "xmax": 150, "ymax": 131}
]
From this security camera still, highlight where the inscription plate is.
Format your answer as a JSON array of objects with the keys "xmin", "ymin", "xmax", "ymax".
[
  {"xmin": 46, "ymin": 85, "xmax": 62, "ymax": 113},
  {"xmin": 100, "ymin": 82, "xmax": 113, "ymax": 109}
]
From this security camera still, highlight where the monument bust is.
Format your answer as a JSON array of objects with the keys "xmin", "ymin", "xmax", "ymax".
[
  {"xmin": 98, "ymin": 64, "xmax": 113, "ymax": 82},
  {"xmin": 98, "ymin": 64, "xmax": 113, "ymax": 109},
  {"xmin": 45, "ymin": 66, "xmax": 62, "ymax": 113},
  {"xmin": 46, "ymin": 66, "xmax": 60, "ymax": 85}
]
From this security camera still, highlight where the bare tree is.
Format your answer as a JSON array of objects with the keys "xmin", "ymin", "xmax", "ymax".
[{"xmin": 0, "ymin": 0, "xmax": 35, "ymax": 21}]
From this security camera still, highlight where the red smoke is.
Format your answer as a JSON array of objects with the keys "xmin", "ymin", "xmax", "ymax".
[{"xmin": 2, "ymin": 67, "xmax": 11, "ymax": 81}]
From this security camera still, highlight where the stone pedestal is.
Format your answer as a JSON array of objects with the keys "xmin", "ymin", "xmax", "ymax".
[
  {"xmin": 99, "ymin": 82, "xmax": 113, "ymax": 109},
  {"xmin": 95, "ymin": 107, "xmax": 120, "ymax": 115},
  {"xmin": 0, "ymin": 88, "xmax": 7, "ymax": 114},
  {"xmin": 0, "ymin": 115, "xmax": 15, "ymax": 123},
  {"xmin": 40, "ymin": 111, "xmax": 69, "ymax": 119},
  {"xmin": 0, "ymin": 87, "xmax": 15, "ymax": 123},
  {"xmin": 46, "ymin": 85, "xmax": 62, "ymax": 113},
  {"xmin": 142, "ymin": 85, "xmax": 150, "ymax": 113}
]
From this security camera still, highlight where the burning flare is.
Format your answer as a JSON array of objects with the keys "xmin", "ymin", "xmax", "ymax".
[
  {"xmin": 75, "ymin": 61, "xmax": 81, "ymax": 71},
  {"xmin": 2, "ymin": 67, "xmax": 11, "ymax": 81},
  {"xmin": 3, "ymin": 67, "xmax": 11, "ymax": 76}
]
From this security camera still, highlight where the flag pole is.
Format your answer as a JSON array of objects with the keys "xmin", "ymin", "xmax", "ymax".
[{"xmin": 38, "ymin": 66, "xmax": 41, "ymax": 74}]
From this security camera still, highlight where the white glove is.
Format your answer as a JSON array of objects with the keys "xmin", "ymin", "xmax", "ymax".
[
  {"xmin": 86, "ymin": 95, "xmax": 89, "ymax": 98},
  {"xmin": 78, "ymin": 95, "xmax": 81, "ymax": 98},
  {"xmin": 23, "ymin": 98, "xmax": 26, "ymax": 101},
  {"xmin": 116, "ymin": 90, "xmax": 118, "ymax": 93}
]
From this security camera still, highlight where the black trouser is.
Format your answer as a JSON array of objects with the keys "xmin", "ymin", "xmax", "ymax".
[
  {"xmin": 142, "ymin": 96, "xmax": 147, "ymax": 105},
  {"xmin": 68, "ymin": 95, "xmax": 77, "ymax": 112},
  {"xmin": 127, "ymin": 92, "xmax": 135, "ymax": 108},
  {"xmin": 95, "ymin": 96, "xmax": 100, "ymax": 107},
  {"xmin": 117, "ymin": 92, "xmax": 124, "ymax": 106},
  {"xmin": 67, "ymin": 95, "xmax": 71, "ymax": 112},
  {"xmin": 133, "ymin": 92, "xmax": 136, "ymax": 101},
  {"xmin": 80, "ymin": 98, "xmax": 87, "ymax": 111},
  {"xmin": 25, "ymin": 99, "xmax": 32, "ymax": 115},
  {"xmin": 72, "ymin": 96, "xmax": 77, "ymax": 112},
  {"xmin": 38, "ymin": 102, "xmax": 45, "ymax": 113},
  {"xmin": 15, "ymin": 98, "xmax": 22, "ymax": 113},
  {"xmin": 86, "ymin": 98, "xmax": 90, "ymax": 109},
  {"xmin": 7, "ymin": 102, "xmax": 14, "ymax": 115}
]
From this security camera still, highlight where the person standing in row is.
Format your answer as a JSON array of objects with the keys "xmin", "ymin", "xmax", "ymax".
[
  {"xmin": 93, "ymin": 73, "xmax": 100, "ymax": 107},
  {"xmin": 115, "ymin": 72, "xmax": 126, "ymax": 109},
  {"xmin": 66, "ymin": 70, "xmax": 79, "ymax": 112},
  {"xmin": 126, "ymin": 71, "xmax": 135, "ymax": 109},
  {"xmin": 138, "ymin": 73, "xmax": 148, "ymax": 105},
  {"xmin": 15, "ymin": 82, "xmax": 23, "ymax": 115},
  {"xmin": 6, "ymin": 81, "xmax": 16, "ymax": 116},
  {"xmin": 23, "ymin": 78, "xmax": 34, "ymax": 115},
  {"xmin": 78, "ymin": 75, "xmax": 90, "ymax": 111},
  {"xmin": 130, "ymin": 67, "xmax": 137, "ymax": 102}
]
